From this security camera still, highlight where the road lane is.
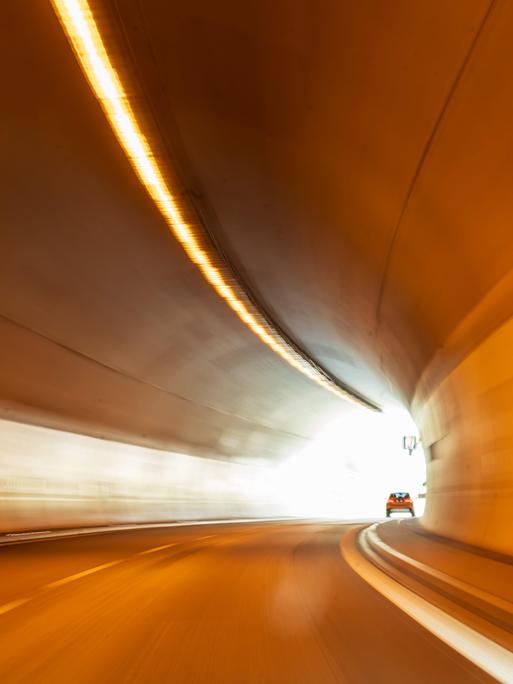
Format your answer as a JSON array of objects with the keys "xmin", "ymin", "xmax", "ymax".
[{"xmin": 0, "ymin": 522, "xmax": 495, "ymax": 682}]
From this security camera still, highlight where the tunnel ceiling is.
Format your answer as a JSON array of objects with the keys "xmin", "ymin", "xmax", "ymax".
[
  {"xmin": 104, "ymin": 0, "xmax": 506, "ymax": 404},
  {"xmin": 2, "ymin": 0, "xmax": 512, "ymax": 462}
]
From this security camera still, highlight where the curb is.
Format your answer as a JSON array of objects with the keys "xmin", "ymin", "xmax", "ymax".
[
  {"xmin": 341, "ymin": 526, "xmax": 513, "ymax": 684},
  {"xmin": 362, "ymin": 523, "xmax": 513, "ymax": 636}
]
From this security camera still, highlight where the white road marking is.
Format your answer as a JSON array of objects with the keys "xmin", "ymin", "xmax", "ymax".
[
  {"xmin": 0, "ymin": 537, "xmax": 194, "ymax": 617},
  {"xmin": 43, "ymin": 560, "xmax": 121, "ymax": 589},
  {"xmin": 366, "ymin": 523, "xmax": 513, "ymax": 615},
  {"xmin": 0, "ymin": 541, "xmax": 182, "ymax": 617},
  {"xmin": 136, "ymin": 543, "xmax": 176, "ymax": 556},
  {"xmin": 0, "ymin": 598, "xmax": 30, "ymax": 616},
  {"xmin": 0, "ymin": 520, "xmax": 289, "ymax": 618},
  {"xmin": 0, "ymin": 517, "xmax": 291, "ymax": 547},
  {"xmin": 6, "ymin": 531, "xmax": 51, "ymax": 537},
  {"xmin": 341, "ymin": 527, "xmax": 513, "ymax": 684}
]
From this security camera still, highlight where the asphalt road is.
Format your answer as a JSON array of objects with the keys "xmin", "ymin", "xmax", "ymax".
[{"xmin": 0, "ymin": 522, "xmax": 495, "ymax": 683}]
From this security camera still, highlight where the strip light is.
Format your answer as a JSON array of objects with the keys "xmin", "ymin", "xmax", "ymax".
[{"xmin": 51, "ymin": 0, "xmax": 376, "ymax": 411}]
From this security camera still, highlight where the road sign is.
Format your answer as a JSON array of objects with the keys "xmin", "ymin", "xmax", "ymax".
[{"xmin": 403, "ymin": 435, "xmax": 417, "ymax": 455}]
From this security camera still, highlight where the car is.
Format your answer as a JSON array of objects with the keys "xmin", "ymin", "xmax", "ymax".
[{"xmin": 386, "ymin": 492, "xmax": 415, "ymax": 517}]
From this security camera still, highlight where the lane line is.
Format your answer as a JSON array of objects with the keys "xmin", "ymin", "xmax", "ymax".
[
  {"xmin": 0, "ymin": 517, "xmax": 293, "ymax": 547},
  {"xmin": 6, "ymin": 530, "xmax": 51, "ymax": 537},
  {"xmin": 0, "ymin": 521, "xmax": 299, "ymax": 618},
  {"xmin": 43, "ymin": 560, "xmax": 122, "ymax": 589},
  {"xmin": 136, "ymin": 543, "xmax": 176, "ymax": 556},
  {"xmin": 0, "ymin": 598, "xmax": 30, "ymax": 616},
  {"xmin": 0, "ymin": 535, "xmax": 203, "ymax": 617},
  {"xmin": 341, "ymin": 527, "xmax": 513, "ymax": 684}
]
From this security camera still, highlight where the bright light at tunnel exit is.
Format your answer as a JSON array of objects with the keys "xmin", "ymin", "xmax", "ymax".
[
  {"xmin": 50, "ymin": 0, "xmax": 374, "ymax": 411},
  {"xmin": 274, "ymin": 408, "xmax": 426, "ymax": 519}
]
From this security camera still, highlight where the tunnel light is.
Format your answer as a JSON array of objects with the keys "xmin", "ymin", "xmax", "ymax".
[{"xmin": 51, "ymin": 0, "xmax": 376, "ymax": 411}]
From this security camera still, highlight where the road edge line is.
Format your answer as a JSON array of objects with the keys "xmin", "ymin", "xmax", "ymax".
[
  {"xmin": 0, "ymin": 517, "xmax": 294, "ymax": 547},
  {"xmin": 340, "ymin": 526, "xmax": 513, "ymax": 684}
]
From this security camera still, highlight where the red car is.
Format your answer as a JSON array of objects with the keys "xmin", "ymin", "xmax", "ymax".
[{"xmin": 386, "ymin": 492, "xmax": 415, "ymax": 517}]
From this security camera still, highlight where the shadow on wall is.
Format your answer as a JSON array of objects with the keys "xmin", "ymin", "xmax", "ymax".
[{"xmin": 0, "ymin": 419, "xmax": 286, "ymax": 533}]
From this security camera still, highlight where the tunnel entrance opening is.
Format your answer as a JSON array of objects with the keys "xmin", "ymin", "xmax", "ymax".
[{"xmin": 274, "ymin": 408, "xmax": 426, "ymax": 519}]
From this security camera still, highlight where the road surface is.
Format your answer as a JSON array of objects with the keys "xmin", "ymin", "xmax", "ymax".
[{"xmin": 0, "ymin": 522, "xmax": 494, "ymax": 682}]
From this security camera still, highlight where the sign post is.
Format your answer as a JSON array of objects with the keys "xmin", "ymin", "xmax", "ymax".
[{"xmin": 403, "ymin": 435, "xmax": 417, "ymax": 456}]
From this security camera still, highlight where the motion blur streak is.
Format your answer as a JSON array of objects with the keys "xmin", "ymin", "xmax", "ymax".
[
  {"xmin": 0, "ymin": 523, "xmax": 494, "ymax": 683},
  {"xmin": 50, "ymin": 0, "xmax": 372, "ymax": 410},
  {"xmin": 0, "ymin": 418, "xmax": 284, "ymax": 533}
]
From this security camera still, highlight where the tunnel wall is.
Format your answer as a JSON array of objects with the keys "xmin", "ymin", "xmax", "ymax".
[
  {"xmin": 0, "ymin": 0, "xmax": 348, "ymax": 467},
  {"xmin": 6, "ymin": 0, "xmax": 513, "ymax": 548},
  {"xmin": 414, "ymin": 275, "xmax": 513, "ymax": 555},
  {"xmin": 0, "ymin": 419, "xmax": 284, "ymax": 533}
]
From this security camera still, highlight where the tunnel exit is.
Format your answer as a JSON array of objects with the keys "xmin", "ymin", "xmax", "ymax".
[{"xmin": 274, "ymin": 408, "xmax": 426, "ymax": 519}]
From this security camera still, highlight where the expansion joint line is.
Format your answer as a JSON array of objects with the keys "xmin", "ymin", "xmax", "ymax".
[
  {"xmin": 373, "ymin": 0, "xmax": 497, "ymax": 340},
  {"xmin": 51, "ymin": 0, "xmax": 379, "ymax": 412}
]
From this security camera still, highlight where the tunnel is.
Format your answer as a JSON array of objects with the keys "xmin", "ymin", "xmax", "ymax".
[{"xmin": 2, "ymin": 1, "xmax": 513, "ymax": 681}]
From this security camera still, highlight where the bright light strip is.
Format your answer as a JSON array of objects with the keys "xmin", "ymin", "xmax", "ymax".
[{"xmin": 51, "ymin": 0, "xmax": 375, "ymax": 410}]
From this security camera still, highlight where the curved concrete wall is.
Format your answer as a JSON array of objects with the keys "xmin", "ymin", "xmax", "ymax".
[
  {"xmin": 414, "ymin": 273, "xmax": 513, "ymax": 554},
  {"xmin": 0, "ymin": 0, "xmax": 348, "ymax": 465},
  {"xmin": 0, "ymin": 419, "xmax": 282, "ymax": 532},
  {"xmin": 5, "ymin": 0, "xmax": 513, "ymax": 548},
  {"xmin": 104, "ymin": 0, "xmax": 513, "ymax": 553}
]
